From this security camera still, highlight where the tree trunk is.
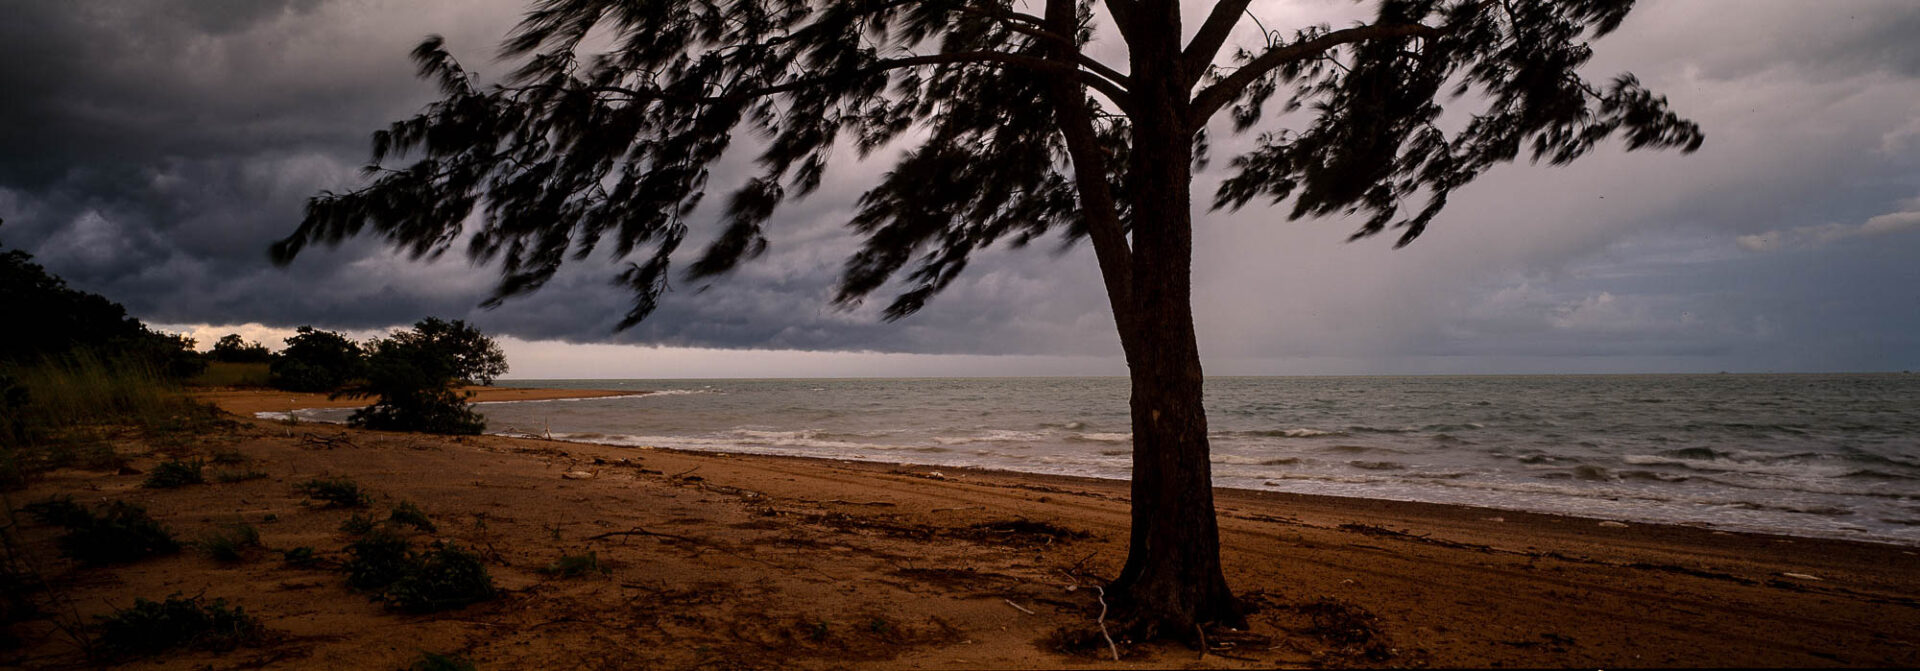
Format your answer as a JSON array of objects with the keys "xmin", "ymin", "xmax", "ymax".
[{"xmin": 1103, "ymin": 0, "xmax": 1243, "ymax": 638}]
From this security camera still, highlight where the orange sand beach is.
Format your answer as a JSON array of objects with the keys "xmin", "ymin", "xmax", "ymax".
[{"xmin": 5, "ymin": 386, "xmax": 1917, "ymax": 669}]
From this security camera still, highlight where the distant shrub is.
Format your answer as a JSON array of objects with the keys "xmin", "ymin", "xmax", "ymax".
[
  {"xmin": 54, "ymin": 501, "xmax": 179, "ymax": 565},
  {"xmin": 199, "ymin": 523, "xmax": 262, "ymax": 563},
  {"xmin": 209, "ymin": 449, "xmax": 247, "ymax": 465},
  {"xmin": 388, "ymin": 501, "xmax": 436, "ymax": 532},
  {"xmin": 539, "ymin": 551, "xmax": 608, "ymax": 578},
  {"xmin": 294, "ymin": 476, "xmax": 370, "ymax": 508},
  {"xmin": 269, "ymin": 326, "xmax": 365, "ymax": 393},
  {"xmin": 336, "ymin": 318, "xmax": 504, "ymax": 435},
  {"xmin": 143, "ymin": 458, "xmax": 206, "ymax": 489},
  {"xmin": 95, "ymin": 594, "xmax": 261, "ymax": 658}
]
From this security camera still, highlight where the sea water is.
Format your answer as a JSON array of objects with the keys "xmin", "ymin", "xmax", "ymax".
[{"xmin": 281, "ymin": 374, "xmax": 1920, "ymax": 545}]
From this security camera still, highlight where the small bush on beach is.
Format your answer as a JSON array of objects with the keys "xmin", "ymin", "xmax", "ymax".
[
  {"xmin": 209, "ymin": 448, "xmax": 246, "ymax": 465},
  {"xmin": 282, "ymin": 546, "xmax": 321, "ymax": 568},
  {"xmin": 294, "ymin": 476, "xmax": 371, "ymax": 508},
  {"xmin": 143, "ymin": 458, "xmax": 206, "ymax": 489},
  {"xmin": 54, "ymin": 501, "xmax": 179, "ymax": 566},
  {"xmin": 214, "ymin": 468, "xmax": 268, "ymax": 483},
  {"xmin": 384, "ymin": 543, "xmax": 495, "ymax": 613},
  {"xmin": 341, "ymin": 533, "xmax": 494, "ymax": 612},
  {"xmin": 96, "ymin": 594, "xmax": 261, "ymax": 658},
  {"xmin": 388, "ymin": 501, "xmax": 437, "ymax": 532},
  {"xmin": 539, "ymin": 551, "xmax": 608, "ymax": 578},
  {"xmin": 343, "ymin": 531, "xmax": 414, "ymax": 591},
  {"xmin": 199, "ymin": 523, "xmax": 262, "ymax": 563},
  {"xmin": 335, "ymin": 318, "xmax": 504, "ymax": 435}
]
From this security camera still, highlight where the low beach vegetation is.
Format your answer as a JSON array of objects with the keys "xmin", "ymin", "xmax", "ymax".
[
  {"xmin": 539, "ymin": 551, "xmax": 608, "ymax": 578},
  {"xmin": 197, "ymin": 523, "xmax": 263, "ymax": 563},
  {"xmin": 95, "ymin": 594, "xmax": 262, "ymax": 658},
  {"xmin": 46, "ymin": 500, "xmax": 180, "ymax": 566},
  {"xmin": 388, "ymin": 501, "xmax": 437, "ymax": 532},
  {"xmin": 143, "ymin": 458, "xmax": 207, "ymax": 489},
  {"xmin": 343, "ymin": 531, "xmax": 495, "ymax": 612},
  {"xmin": 294, "ymin": 476, "xmax": 372, "ymax": 508}
]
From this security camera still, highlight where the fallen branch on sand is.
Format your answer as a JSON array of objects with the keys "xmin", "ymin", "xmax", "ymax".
[
  {"xmin": 586, "ymin": 528, "xmax": 699, "ymax": 544},
  {"xmin": 1093, "ymin": 585, "xmax": 1119, "ymax": 662},
  {"xmin": 298, "ymin": 433, "xmax": 357, "ymax": 449},
  {"xmin": 1004, "ymin": 598, "xmax": 1035, "ymax": 615}
]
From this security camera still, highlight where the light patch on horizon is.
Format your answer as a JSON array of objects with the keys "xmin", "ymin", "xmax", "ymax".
[{"xmin": 1737, "ymin": 200, "xmax": 1920, "ymax": 253}]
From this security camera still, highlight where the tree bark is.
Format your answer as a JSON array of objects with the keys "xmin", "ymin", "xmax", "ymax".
[{"xmin": 1103, "ymin": 0, "xmax": 1243, "ymax": 638}]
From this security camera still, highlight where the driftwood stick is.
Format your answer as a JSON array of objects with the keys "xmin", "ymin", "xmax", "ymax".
[
  {"xmin": 1094, "ymin": 585, "xmax": 1119, "ymax": 662},
  {"xmin": 1003, "ymin": 598, "xmax": 1036, "ymax": 615}
]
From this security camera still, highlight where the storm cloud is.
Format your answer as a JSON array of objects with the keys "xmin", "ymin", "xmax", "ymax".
[{"xmin": 2, "ymin": 0, "xmax": 1917, "ymax": 375}]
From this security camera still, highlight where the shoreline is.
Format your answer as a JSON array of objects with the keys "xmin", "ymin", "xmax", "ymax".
[
  {"xmin": 7, "ymin": 391, "xmax": 1915, "ymax": 667},
  {"xmin": 226, "ymin": 387, "xmax": 1920, "ymax": 549}
]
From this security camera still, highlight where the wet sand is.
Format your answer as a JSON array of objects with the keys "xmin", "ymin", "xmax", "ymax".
[{"xmin": 5, "ymin": 388, "xmax": 1916, "ymax": 668}]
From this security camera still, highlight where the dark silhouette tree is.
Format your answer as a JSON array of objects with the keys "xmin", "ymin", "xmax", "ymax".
[
  {"xmin": 209, "ymin": 334, "xmax": 274, "ymax": 364},
  {"xmin": 273, "ymin": 0, "xmax": 1700, "ymax": 637},
  {"xmin": 269, "ymin": 326, "xmax": 368, "ymax": 392},
  {"xmin": 335, "ymin": 318, "xmax": 506, "ymax": 435},
  {"xmin": 2, "ymin": 219, "xmax": 203, "ymax": 378}
]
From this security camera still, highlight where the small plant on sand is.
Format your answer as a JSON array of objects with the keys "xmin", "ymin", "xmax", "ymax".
[
  {"xmin": 340, "ymin": 532, "xmax": 494, "ymax": 612},
  {"xmin": 294, "ymin": 476, "xmax": 370, "ymax": 508},
  {"xmin": 95, "ymin": 594, "xmax": 261, "ymax": 658},
  {"xmin": 53, "ymin": 500, "xmax": 179, "ymax": 565},
  {"xmin": 343, "ymin": 530, "xmax": 414, "ymax": 591},
  {"xmin": 539, "ymin": 551, "xmax": 607, "ymax": 578},
  {"xmin": 198, "ymin": 523, "xmax": 262, "ymax": 563},
  {"xmin": 388, "ymin": 500, "xmax": 437, "ymax": 532},
  {"xmin": 410, "ymin": 651, "xmax": 478, "ymax": 671},
  {"xmin": 208, "ymin": 448, "xmax": 247, "ymax": 465},
  {"xmin": 142, "ymin": 458, "xmax": 206, "ymax": 489},
  {"xmin": 383, "ymin": 542, "xmax": 495, "ymax": 613},
  {"xmin": 282, "ymin": 546, "xmax": 321, "ymax": 568},
  {"xmin": 339, "ymin": 513, "xmax": 376, "ymax": 535}
]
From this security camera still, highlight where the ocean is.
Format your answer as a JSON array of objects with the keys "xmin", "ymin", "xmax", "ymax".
[{"xmin": 280, "ymin": 374, "xmax": 1920, "ymax": 545}]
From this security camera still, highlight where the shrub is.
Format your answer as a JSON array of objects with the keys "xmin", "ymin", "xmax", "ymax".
[
  {"xmin": 388, "ymin": 501, "xmax": 437, "ymax": 532},
  {"xmin": 143, "ymin": 458, "xmax": 206, "ymax": 489},
  {"xmin": 95, "ymin": 594, "xmax": 261, "ymax": 658},
  {"xmin": 384, "ymin": 543, "xmax": 495, "ymax": 613},
  {"xmin": 341, "ymin": 533, "xmax": 495, "ymax": 613},
  {"xmin": 294, "ymin": 477, "xmax": 370, "ymax": 508},
  {"xmin": 343, "ymin": 531, "xmax": 414, "ymax": 591},
  {"xmin": 281, "ymin": 546, "xmax": 321, "ymax": 568},
  {"xmin": 199, "ymin": 523, "xmax": 262, "ymax": 563},
  {"xmin": 209, "ymin": 449, "xmax": 247, "ymax": 465},
  {"xmin": 335, "ymin": 318, "xmax": 504, "ymax": 435},
  {"xmin": 539, "ymin": 551, "xmax": 607, "ymax": 578},
  {"xmin": 214, "ymin": 468, "xmax": 268, "ymax": 483},
  {"xmin": 54, "ymin": 501, "xmax": 179, "ymax": 565}
]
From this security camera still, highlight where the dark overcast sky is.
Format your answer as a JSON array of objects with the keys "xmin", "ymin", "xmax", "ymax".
[{"xmin": 2, "ymin": 0, "xmax": 1917, "ymax": 377}]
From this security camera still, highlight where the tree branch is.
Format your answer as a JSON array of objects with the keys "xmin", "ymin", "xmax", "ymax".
[
  {"xmin": 1188, "ymin": 22, "xmax": 1440, "ymax": 129},
  {"xmin": 1180, "ymin": 0, "xmax": 1255, "ymax": 89},
  {"xmin": 1046, "ymin": 0, "xmax": 1133, "ymax": 326}
]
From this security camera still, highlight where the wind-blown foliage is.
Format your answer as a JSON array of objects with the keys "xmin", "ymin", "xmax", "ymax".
[
  {"xmin": 335, "ymin": 318, "xmax": 505, "ymax": 435},
  {"xmin": 275, "ymin": 0, "xmax": 1700, "ymax": 636},
  {"xmin": 269, "ymin": 326, "xmax": 367, "ymax": 393}
]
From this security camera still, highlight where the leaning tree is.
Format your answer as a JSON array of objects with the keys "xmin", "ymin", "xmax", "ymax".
[{"xmin": 274, "ymin": 0, "xmax": 1700, "ymax": 637}]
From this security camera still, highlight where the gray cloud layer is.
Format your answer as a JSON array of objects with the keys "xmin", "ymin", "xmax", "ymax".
[{"xmin": 2, "ymin": 0, "xmax": 1917, "ymax": 373}]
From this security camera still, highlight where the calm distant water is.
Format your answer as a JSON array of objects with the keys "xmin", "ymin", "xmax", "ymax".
[{"xmin": 280, "ymin": 375, "xmax": 1920, "ymax": 545}]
